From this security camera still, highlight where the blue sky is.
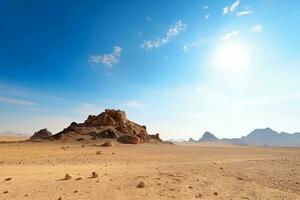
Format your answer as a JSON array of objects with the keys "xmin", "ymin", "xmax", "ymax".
[{"xmin": 0, "ymin": 0, "xmax": 300, "ymax": 139}]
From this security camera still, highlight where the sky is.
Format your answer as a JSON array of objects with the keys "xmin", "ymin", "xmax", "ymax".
[{"xmin": 0, "ymin": 0, "xmax": 300, "ymax": 140}]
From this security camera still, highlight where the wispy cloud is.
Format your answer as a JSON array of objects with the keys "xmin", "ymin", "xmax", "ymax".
[
  {"xmin": 220, "ymin": 30, "xmax": 239, "ymax": 41},
  {"xmin": 183, "ymin": 39, "xmax": 207, "ymax": 53},
  {"xmin": 223, "ymin": 0, "xmax": 240, "ymax": 15},
  {"xmin": 88, "ymin": 46, "xmax": 122, "ymax": 68},
  {"xmin": 236, "ymin": 10, "xmax": 253, "ymax": 16},
  {"xmin": 141, "ymin": 20, "xmax": 187, "ymax": 50},
  {"xmin": 0, "ymin": 96, "xmax": 36, "ymax": 106},
  {"xmin": 183, "ymin": 42, "xmax": 197, "ymax": 53},
  {"xmin": 202, "ymin": 6, "xmax": 208, "ymax": 9},
  {"xmin": 125, "ymin": 101, "xmax": 145, "ymax": 108},
  {"xmin": 205, "ymin": 14, "xmax": 210, "ymax": 19},
  {"xmin": 73, "ymin": 103, "xmax": 104, "ymax": 117},
  {"xmin": 251, "ymin": 25, "xmax": 263, "ymax": 32},
  {"xmin": 146, "ymin": 16, "xmax": 151, "ymax": 21}
]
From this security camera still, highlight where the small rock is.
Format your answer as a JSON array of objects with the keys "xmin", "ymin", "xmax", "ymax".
[
  {"xmin": 81, "ymin": 145, "xmax": 85, "ymax": 148},
  {"xmin": 188, "ymin": 186, "xmax": 193, "ymax": 189},
  {"xmin": 96, "ymin": 151, "xmax": 102, "ymax": 155},
  {"xmin": 4, "ymin": 177, "xmax": 12, "ymax": 181},
  {"xmin": 137, "ymin": 181, "xmax": 146, "ymax": 188},
  {"xmin": 64, "ymin": 174, "xmax": 72, "ymax": 180},
  {"xmin": 75, "ymin": 177, "xmax": 82, "ymax": 181},
  {"xmin": 57, "ymin": 197, "xmax": 62, "ymax": 200},
  {"xmin": 3, "ymin": 191, "xmax": 9, "ymax": 194},
  {"xmin": 213, "ymin": 192, "xmax": 218, "ymax": 196},
  {"xmin": 73, "ymin": 190, "xmax": 78, "ymax": 193},
  {"xmin": 195, "ymin": 193, "xmax": 202, "ymax": 198},
  {"xmin": 91, "ymin": 172, "xmax": 98, "ymax": 178},
  {"xmin": 237, "ymin": 177, "xmax": 243, "ymax": 180},
  {"xmin": 101, "ymin": 141, "xmax": 113, "ymax": 147}
]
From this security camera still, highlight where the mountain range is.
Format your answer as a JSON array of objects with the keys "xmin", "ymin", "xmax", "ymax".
[{"xmin": 189, "ymin": 128, "xmax": 300, "ymax": 147}]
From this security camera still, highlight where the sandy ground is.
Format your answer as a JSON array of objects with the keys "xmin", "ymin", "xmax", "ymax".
[{"xmin": 0, "ymin": 139, "xmax": 299, "ymax": 200}]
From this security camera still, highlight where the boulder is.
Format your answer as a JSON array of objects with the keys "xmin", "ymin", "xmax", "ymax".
[
  {"xmin": 93, "ymin": 128, "xmax": 119, "ymax": 139},
  {"xmin": 101, "ymin": 141, "xmax": 113, "ymax": 147},
  {"xmin": 117, "ymin": 134, "xmax": 140, "ymax": 144}
]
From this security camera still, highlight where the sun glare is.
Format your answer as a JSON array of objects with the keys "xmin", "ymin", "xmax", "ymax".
[{"xmin": 214, "ymin": 42, "xmax": 250, "ymax": 73}]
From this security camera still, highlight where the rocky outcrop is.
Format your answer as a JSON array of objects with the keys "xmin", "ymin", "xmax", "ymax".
[
  {"xmin": 44, "ymin": 109, "xmax": 162, "ymax": 144},
  {"xmin": 117, "ymin": 134, "xmax": 140, "ymax": 144},
  {"xmin": 199, "ymin": 132, "xmax": 219, "ymax": 142},
  {"xmin": 30, "ymin": 129, "xmax": 52, "ymax": 140}
]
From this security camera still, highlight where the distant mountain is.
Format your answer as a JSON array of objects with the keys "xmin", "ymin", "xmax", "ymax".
[
  {"xmin": 189, "ymin": 128, "xmax": 300, "ymax": 147},
  {"xmin": 239, "ymin": 128, "xmax": 300, "ymax": 147},
  {"xmin": 198, "ymin": 132, "xmax": 219, "ymax": 142},
  {"xmin": 188, "ymin": 138, "xmax": 197, "ymax": 142}
]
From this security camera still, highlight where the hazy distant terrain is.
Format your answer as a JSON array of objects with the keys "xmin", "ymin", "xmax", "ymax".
[{"xmin": 189, "ymin": 128, "xmax": 300, "ymax": 147}]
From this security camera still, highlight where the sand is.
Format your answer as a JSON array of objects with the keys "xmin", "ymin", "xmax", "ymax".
[{"xmin": 0, "ymin": 138, "xmax": 299, "ymax": 200}]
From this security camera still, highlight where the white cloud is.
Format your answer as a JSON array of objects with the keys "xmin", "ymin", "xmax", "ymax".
[
  {"xmin": 220, "ymin": 30, "xmax": 239, "ymax": 41},
  {"xmin": 141, "ymin": 20, "xmax": 187, "ymax": 50},
  {"xmin": 183, "ymin": 42, "xmax": 197, "ymax": 53},
  {"xmin": 223, "ymin": 1, "xmax": 240, "ymax": 15},
  {"xmin": 0, "ymin": 96, "xmax": 36, "ymax": 106},
  {"xmin": 202, "ymin": 6, "xmax": 208, "ymax": 9},
  {"xmin": 88, "ymin": 46, "xmax": 122, "ymax": 68},
  {"xmin": 251, "ymin": 25, "xmax": 263, "ymax": 32},
  {"xmin": 230, "ymin": 1, "xmax": 240, "ymax": 12},
  {"xmin": 205, "ymin": 14, "xmax": 210, "ymax": 19},
  {"xmin": 223, "ymin": 7, "xmax": 229, "ymax": 15},
  {"xmin": 236, "ymin": 10, "xmax": 253, "ymax": 16}
]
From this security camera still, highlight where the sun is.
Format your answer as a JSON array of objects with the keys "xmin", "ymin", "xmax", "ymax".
[{"xmin": 214, "ymin": 42, "xmax": 250, "ymax": 73}]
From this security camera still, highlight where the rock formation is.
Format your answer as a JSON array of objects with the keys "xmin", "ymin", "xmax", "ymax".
[
  {"xmin": 199, "ymin": 131, "xmax": 219, "ymax": 142},
  {"xmin": 47, "ymin": 109, "xmax": 162, "ymax": 144},
  {"xmin": 30, "ymin": 128, "xmax": 52, "ymax": 140}
]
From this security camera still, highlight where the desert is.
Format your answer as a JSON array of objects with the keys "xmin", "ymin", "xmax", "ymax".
[
  {"xmin": 0, "ymin": 139, "xmax": 299, "ymax": 200},
  {"xmin": 1, "ymin": 0, "xmax": 300, "ymax": 199}
]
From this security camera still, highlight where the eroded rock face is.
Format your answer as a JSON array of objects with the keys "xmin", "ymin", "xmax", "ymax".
[
  {"xmin": 30, "ymin": 128, "xmax": 52, "ymax": 140},
  {"xmin": 46, "ymin": 109, "xmax": 161, "ymax": 144},
  {"xmin": 117, "ymin": 134, "xmax": 140, "ymax": 144}
]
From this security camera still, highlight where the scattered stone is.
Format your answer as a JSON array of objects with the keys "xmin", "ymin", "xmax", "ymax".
[
  {"xmin": 137, "ymin": 181, "xmax": 146, "ymax": 188},
  {"xmin": 4, "ymin": 177, "xmax": 12, "ymax": 181},
  {"xmin": 213, "ymin": 192, "xmax": 218, "ymax": 196},
  {"xmin": 73, "ymin": 190, "xmax": 78, "ymax": 193},
  {"xmin": 57, "ymin": 197, "xmax": 62, "ymax": 200},
  {"xmin": 64, "ymin": 174, "xmax": 72, "ymax": 180},
  {"xmin": 91, "ymin": 172, "xmax": 98, "ymax": 178},
  {"xmin": 296, "ymin": 182, "xmax": 299, "ymax": 185},
  {"xmin": 81, "ymin": 145, "xmax": 85, "ymax": 148},
  {"xmin": 188, "ymin": 186, "xmax": 193, "ymax": 189},
  {"xmin": 24, "ymin": 194, "xmax": 28, "ymax": 197},
  {"xmin": 76, "ymin": 138, "xmax": 84, "ymax": 141},
  {"xmin": 3, "ymin": 191, "xmax": 9, "ymax": 194},
  {"xmin": 75, "ymin": 177, "xmax": 82, "ymax": 181},
  {"xmin": 195, "ymin": 193, "xmax": 202, "ymax": 198},
  {"xmin": 220, "ymin": 167, "xmax": 223, "ymax": 170},
  {"xmin": 101, "ymin": 141, "xmax": 113, "ymax": 147},
  {"xmin": 237, "ymin": 177, "xmax": 243, "ymax": 180},
  {"xmin": 96, "ymin": 151, "xmax": 102, "ymax": 155}
]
